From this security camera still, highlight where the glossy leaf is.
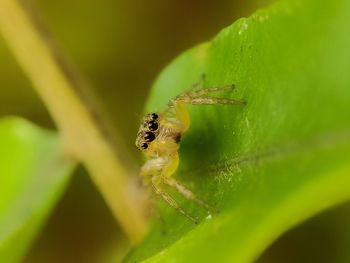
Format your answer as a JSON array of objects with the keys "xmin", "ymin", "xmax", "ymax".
[{"xmin": 126, "ymin": 0, "xmax": 350, "ymax": 262}]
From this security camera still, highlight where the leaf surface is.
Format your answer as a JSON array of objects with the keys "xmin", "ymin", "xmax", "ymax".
[{"xmin": 126, "ymin": 0, "xmax": 350, "ymax": 262}]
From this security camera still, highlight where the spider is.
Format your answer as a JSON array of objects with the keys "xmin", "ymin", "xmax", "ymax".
[{"xmin": 135, "ymin": 81, "xmax": 246, "ymax": 223}]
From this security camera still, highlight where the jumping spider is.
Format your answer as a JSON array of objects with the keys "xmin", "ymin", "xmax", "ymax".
[{"xmin": 135, "ymin": 82, "xmax": 246, "ymax": 223}]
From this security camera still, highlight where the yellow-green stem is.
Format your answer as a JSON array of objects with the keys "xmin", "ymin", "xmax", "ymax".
[{"xmin": 0, "ymin": 0, "xmax": 148, "ymax": 243}]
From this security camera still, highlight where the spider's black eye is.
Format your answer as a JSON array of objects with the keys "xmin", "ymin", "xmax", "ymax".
[
  {"xmin": 144, "ymin": 131, "xmax": 155, "ymax": 142},
  {"xmin": 148, "ymin": 120, "xmax": 158, "ymax": 131},
  {"xmin": 141, "ymin": 143, "xmax": 148, "ymax": 149},
  {"xmin": 151, "ymin": 113, "xmax": 158, "ymax": 120}
]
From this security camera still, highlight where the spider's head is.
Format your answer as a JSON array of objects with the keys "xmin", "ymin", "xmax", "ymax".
[{"xmin": 135, "ymin": 113, "xmax": 159, "ymax": 152}]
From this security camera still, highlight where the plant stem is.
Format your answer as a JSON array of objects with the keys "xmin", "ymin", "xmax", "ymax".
[{"xmin": 0, "ymin": 0, "xmax": 148, "ymax": 243}]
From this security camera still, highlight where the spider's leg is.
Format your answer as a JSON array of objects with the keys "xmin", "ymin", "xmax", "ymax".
[
  {"xmin": 151, "ymin": 178, "xmax": 198, "ymax": 224},
  {"xmin": 139, "ymin": 157, "xmax": 164, "ymax": 183},
  {"xmin": 185, "ymin": 96, "xmax": 246, "ymax": 106},
  {"xmin": 166, "ymin": 100, "xmax": 191, "ymax": 132},
  {"xmin": 189, "ymin": 83, "xmax": 235, "ymax": 96},
  {"xmin": 162, "ymin": 176, "xmax": 216, "ymax": 212},
  {"xmin": 167, "ymin": 93, "xmax": 245, "ymax": 133},
  {"xmin": 172, "ymin": 86, "xmax": 245, "ymax": 106}
]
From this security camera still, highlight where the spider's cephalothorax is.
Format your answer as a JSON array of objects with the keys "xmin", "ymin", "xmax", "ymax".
[{"xmin": 135, "ymin": 83, "xmax": 246, "ymax": 223}]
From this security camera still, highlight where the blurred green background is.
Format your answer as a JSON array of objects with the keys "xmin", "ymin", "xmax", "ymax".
[{"xmin": 1, "ymin": 0, "xmax": 349, "ymax": 262}]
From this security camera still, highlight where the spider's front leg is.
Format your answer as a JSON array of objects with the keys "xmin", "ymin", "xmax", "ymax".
[
  {"xmin": 143, "ymin": 153, "xmax": 214, "ymax": 214},
  {"xmin": 162, "ymin": 176, "xmax": 216, "ymax": 212},
  {"xmin": 168, "ymin": 83, "xmax": 246, "ymax": 132},
  {"xmin": 141, "ymin": 154, "xmax": 199, "ymax": 224},
  {"xmin": 151, "ymin": 177, "xmax": 198, "ymax": 224}
]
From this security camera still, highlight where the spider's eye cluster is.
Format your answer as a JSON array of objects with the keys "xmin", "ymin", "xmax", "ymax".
[
  {"xmin": 144, "ymin": 113, "xmax": 159, "ymax": 142},
  {"xmin": 138, "ymin": 113, "xmax": 159, "ymax": 151}
]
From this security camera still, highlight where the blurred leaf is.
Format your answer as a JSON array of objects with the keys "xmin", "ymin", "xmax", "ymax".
[
  {"xmin": 125, "ymin": 0, "xmax": 350, "ymax": 262},
  {"xmin": 0, "ymin": 117, "xmax": 75, "ymax": 263}
]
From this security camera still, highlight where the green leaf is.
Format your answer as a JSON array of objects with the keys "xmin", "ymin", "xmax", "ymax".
[
  {"xmin": 126, "ymin": 0, "xmax": 350, "ymax": 262},
  {"xmin": 0, "ymin": 117, "xmax": 75, "ymax": 263}
]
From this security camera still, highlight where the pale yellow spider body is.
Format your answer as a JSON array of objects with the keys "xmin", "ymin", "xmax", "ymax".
[{"xmin": 135, "ymin": 83, "xmax": 245, "ymax": 223}]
